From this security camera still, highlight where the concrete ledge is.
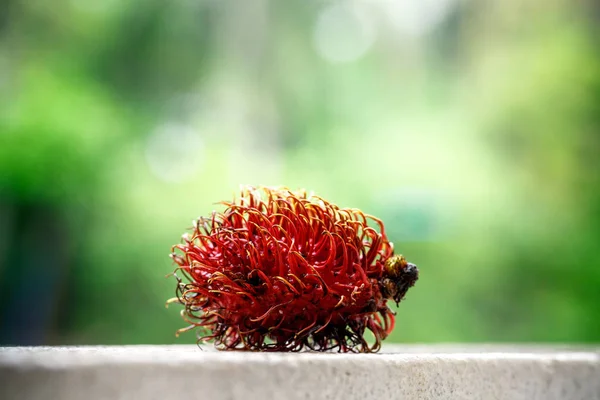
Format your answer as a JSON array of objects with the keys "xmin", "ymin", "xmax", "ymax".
[{"xmin": 1, "ymin": 345, "xmax": 598, "ymax": 400}]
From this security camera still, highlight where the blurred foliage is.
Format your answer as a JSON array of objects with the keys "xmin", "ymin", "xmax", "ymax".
[{"xmin": 0, "ymin": 0, "xmax": 599, "ymax": 345}]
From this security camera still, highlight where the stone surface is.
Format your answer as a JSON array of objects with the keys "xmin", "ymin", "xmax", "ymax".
[{"xmin": 0, "ymin": 345, "xmax": 598, "ymax": 400}]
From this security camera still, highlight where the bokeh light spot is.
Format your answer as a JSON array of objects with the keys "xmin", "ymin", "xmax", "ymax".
[
  {"xmin": 313, "ymin": 3, "xmax": 376, "ymax": 63},
  {"xmin": 144, "ymin": 124, "xmax": 204, "ymax": 183}
]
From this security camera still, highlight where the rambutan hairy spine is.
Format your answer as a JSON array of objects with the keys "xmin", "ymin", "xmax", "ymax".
[{"xmin": 168, "ymin": 186, "xmax": 418, "ymax": 352}]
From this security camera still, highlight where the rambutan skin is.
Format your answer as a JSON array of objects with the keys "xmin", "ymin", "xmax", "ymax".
[{"xmin": 168, "ymin": 186, "xmax": 418, "ymax": 352}]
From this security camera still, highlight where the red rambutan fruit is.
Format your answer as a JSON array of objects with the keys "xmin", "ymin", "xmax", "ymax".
[{"xmin": 167, "ymin": 186, "xmax": 418, "ymax": 352}]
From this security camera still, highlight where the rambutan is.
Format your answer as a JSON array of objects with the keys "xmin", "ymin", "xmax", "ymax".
[{"xmin": 167, "ymin": 186, "xmax": 418, "ymax": 352}]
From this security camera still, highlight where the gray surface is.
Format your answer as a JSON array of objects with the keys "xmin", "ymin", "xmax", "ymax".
[{"xmin": 0, "ymin": 345, "xmax": 599, "ymax": 400}]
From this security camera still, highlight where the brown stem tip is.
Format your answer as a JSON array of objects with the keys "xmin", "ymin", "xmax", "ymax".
[{"xmin": 381, "ymin": 255, "xmax": 419, "ymax": 306}]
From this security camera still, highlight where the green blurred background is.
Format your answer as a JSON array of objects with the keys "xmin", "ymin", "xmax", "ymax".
[{"xmin": 0, "ymin": 0, "xmax": 599, "ymax": 346}]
